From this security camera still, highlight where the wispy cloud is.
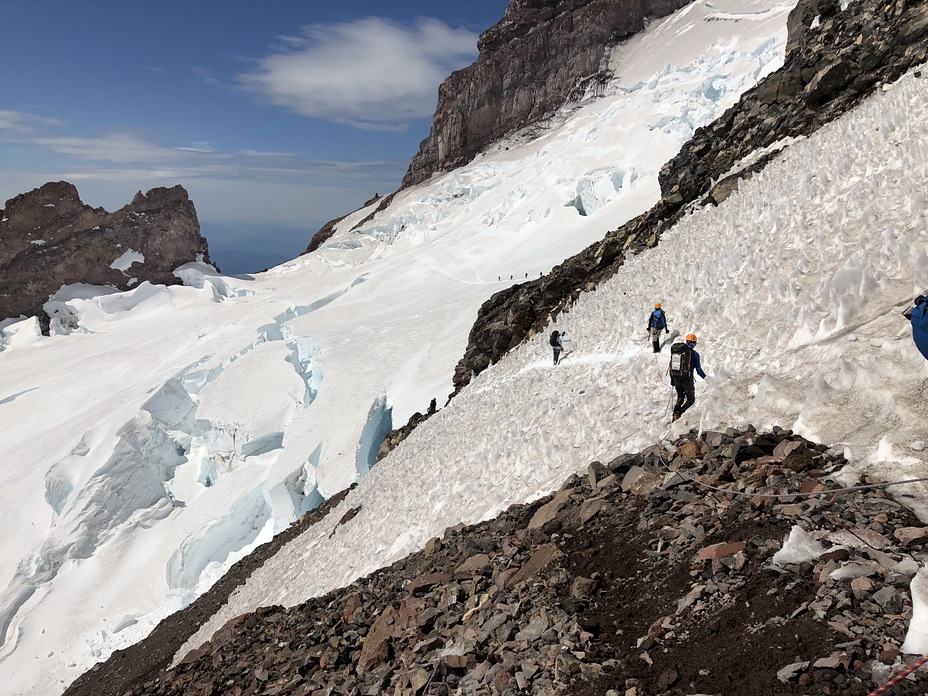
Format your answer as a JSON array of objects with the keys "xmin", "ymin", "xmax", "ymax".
[
  {"xmin": 31, "ymin": 133, "xmax": 186, "ymax": 163},
  {"xmin": 0, "ymin": 110, "xmax": 61, "ymax": 134},
  {"xmin": 0, "ymin": 116, "xmax": 406, "ymax": 225},
  {"xmin": 19, "ymin": 131, "xmax": 399, "ymax": 185},
  {"xmin": 239, "ymin": 17, "xmax": 478, "ymax": 130},
  {"xmin": 193, "ymin": 65, "xmax": 224, "ymax": 88},
  {"xmin": 8, "ymin": 123, "xmax": 400, "ymax": 186}
]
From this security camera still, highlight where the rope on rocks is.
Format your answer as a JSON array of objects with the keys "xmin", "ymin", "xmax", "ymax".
[
  {"xmin": 868, "ymin": 653, "xmax": 928, "ymax": 695},
  {"xmin": 691, "ymin": 473, "xmax": 928, "ymax": 500},
  {"xmin": 646, "ymin": 436, "xmax": 928, "ymax": 695},
  {"xmin": 654, "ymin": 451, "xmax": 928, "ymax": 500}
]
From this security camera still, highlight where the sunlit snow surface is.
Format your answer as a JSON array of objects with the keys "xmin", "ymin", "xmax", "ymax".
[
  {"xmin": 179, "ymin": 65, "xmax": 928, "ymax": 658},
  {"xmin": 5, "ymin": 0, "xmax": 925, "ymax": 693}
]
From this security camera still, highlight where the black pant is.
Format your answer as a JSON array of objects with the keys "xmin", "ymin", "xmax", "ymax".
[
  {"xmin": 673, "ymin": 377, "xmax": 695, "ymax": 417},
  {"xmin": 553, "ymin": 348, "xmax": 562, "ymax": 364}
]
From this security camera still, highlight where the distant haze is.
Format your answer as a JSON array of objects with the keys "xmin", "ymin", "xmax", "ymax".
[{"xmin": 202, "ymin": 221, "xmax": 319, "ymax": 274}]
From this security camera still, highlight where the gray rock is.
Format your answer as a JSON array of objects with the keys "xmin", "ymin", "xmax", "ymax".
[
  {"xmin": 776, "ymin": 661, "xmax": 810, "ymax": 683},
  {"xmin": 622, "ymin": 466, "xmax": 663, "ymax": 496}
]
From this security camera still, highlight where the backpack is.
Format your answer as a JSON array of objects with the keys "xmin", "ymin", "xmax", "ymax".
[
  {"xmin": 652, "ymin": 310, "xmax": 666, "ymax": 330},
  {"xmin": 669, "ymin": 342, "xmax": 692, "ymax": 379},
  {"xmin": 550, "ymin": 330, "xmax": 561, "ymax": 347}
]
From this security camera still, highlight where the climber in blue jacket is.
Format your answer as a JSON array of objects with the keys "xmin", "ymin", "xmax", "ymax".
[{"xmin": 906, "ymin": 294, "xmax": 928, "ymax": 360}]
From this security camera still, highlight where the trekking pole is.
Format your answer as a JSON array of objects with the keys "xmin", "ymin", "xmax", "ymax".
[
  {"xmin": 662, "ymin": 362, "xmax": 674, "ymax": 417},
  {"xmin": 663, "ymin": 388, "xmax": 674, "ymax": 418}
]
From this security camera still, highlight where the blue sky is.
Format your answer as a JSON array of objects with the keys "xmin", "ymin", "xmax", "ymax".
[{"xmin": 0, "ymin": 1, "xmax": 507, "ymax": 265}]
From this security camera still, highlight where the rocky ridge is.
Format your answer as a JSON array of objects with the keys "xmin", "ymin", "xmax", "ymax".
[
  {"xmin": 304, "ymin": 194, "xmax": 385, "ymax": 255},
  {"xmin": 401, "ymin": 0, "xmax": 693, "ymax": 188},
  {"xmin": 0, "ymin": 181, "xmax": 211, "ymax": 323},
  {"xmin": 449, "ymin": 0, "xmax": 928, "ymax": 395},
  {"xmin": 67, "ymin": 427, "xmax": 928, "ymax": 695}
]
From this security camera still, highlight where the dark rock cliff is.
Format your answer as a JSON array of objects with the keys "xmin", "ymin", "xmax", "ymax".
[
  {"xmin": 451, "ymin": 0, "xmax": 928, "ymax": 395},
  {"xmin": 401, "ymin": 0, "xmax": 694, "ymax": 188},
  {"xmin": 0, "ymin": 181, "xmax": 211, "ymax": 322}
]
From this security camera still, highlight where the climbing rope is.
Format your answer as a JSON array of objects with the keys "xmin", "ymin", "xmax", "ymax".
[
  {"xmin": 653, "ymin": 350, "xmax": 666, "ymax": 382},
  {"xmin": 702, "ymin": 473, "xmax": 928, "ymax": 500},
  {"xmin": 869, "ymin": 654, "xmax": 928, "ymax": 695},
  {"xmin": 702, "ymin": 338, "xmax": 760, "ymax": 372},
  {"xmin": 631, "ymin": 334, "xmax": 651, "ymax": 358},
  {"xmin": 653, "ymin": 450, "xmax": 928, "ymax": 501},
  {"xmin": 705, "ymin": 337, "xmax": 756, "ymax": 354}
]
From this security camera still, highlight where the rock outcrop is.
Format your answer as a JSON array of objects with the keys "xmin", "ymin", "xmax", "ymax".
[
  {"xmin": 304, "ymin": 214, "xmax": 347, "ymax": 254},
  {"xmin": 304, "ymin": 193, "xmax": 387, "ymax": 254},
  {"xmin": 451, "ymin": 0, "xmax": 928, "ymax": 394},
  {"xmin": 0, "ymin": 181, "xmax": 211, "ymax": 323},
  {"xmin": 401, "ymin": 0, "xmax": 693, "ymax": 188},
  {"xmin": 65, "ymin": 427, "xmax": 928, "ymax": 695}
]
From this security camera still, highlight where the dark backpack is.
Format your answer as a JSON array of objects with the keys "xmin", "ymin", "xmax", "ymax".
[
  {"xmin": 550, "ymin": 330, "xmax": 561, "ymax": 347},
  {"xmin": 669, "ymin": 342, "xmax": 692, "ymax": 379},
  {"xmin": 652, "ymin": 310, "xmax": 666, "ymax": 330}
]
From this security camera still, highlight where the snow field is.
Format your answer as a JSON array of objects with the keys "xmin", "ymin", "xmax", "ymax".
[{"xmin": 180, "ymin": 65, "xmax": 928, "ymax": 660}]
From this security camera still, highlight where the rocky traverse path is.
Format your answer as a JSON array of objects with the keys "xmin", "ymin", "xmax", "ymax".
[{"xmin": 68, "ymin": 427, "xmax": 928, "ymax": 695}]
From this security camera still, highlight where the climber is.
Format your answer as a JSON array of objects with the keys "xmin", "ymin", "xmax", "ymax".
[
  {"xmin": 647, "ymin": 303, "xmax": 669, "ymax": 353},
  {"xmin": 428, "ymin": 397, "xmax": 437, "ymax": 415},
  {"xmin": 669, "ymin": 333, "xmax": 707, "ymax": 422},
  {"xmin": 550, "ymin": 330, "xmax": 568, "ymax": 365},
  {"xmin": 905, "ymin": 294, "xmax": 928, "ymax": 360}
]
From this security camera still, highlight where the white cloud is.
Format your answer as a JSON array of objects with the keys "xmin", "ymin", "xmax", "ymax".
[
  {"xmin": 8, "ymin": 128, "xmax": 401, "ymax": 184},
  {"xmin": 31, "ymin": 133, "xmax": 186, "ymax": 163},
  {"xmin": 239, "ymin": 17, "xmax": 479, "ymax": 130},
  {"xmin": 0, "ymin": 110, "xmax": 60, "ymax": 134},
  {"xmin": 1, "ymin": 121, "xmax": 406, "ymax": 226}
]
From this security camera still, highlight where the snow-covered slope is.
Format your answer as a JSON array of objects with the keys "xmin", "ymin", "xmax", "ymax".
[
  {"xmin": 178, "ymin": 62, "xmax": 928, "ymax": 658},
  {"xmin": 4, "ymin": 0, "xmax": 915, "ymax": 693}
]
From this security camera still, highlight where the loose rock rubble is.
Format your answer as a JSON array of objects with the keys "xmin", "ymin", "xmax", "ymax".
[{"xmin": 68, "ymin": 427, "xmax": 928, "ymax": 695}]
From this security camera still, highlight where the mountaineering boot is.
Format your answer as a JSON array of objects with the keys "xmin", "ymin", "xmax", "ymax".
[{"xmin": 671, "ymin": 413, "xmax": 680, "ymax": 422}]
